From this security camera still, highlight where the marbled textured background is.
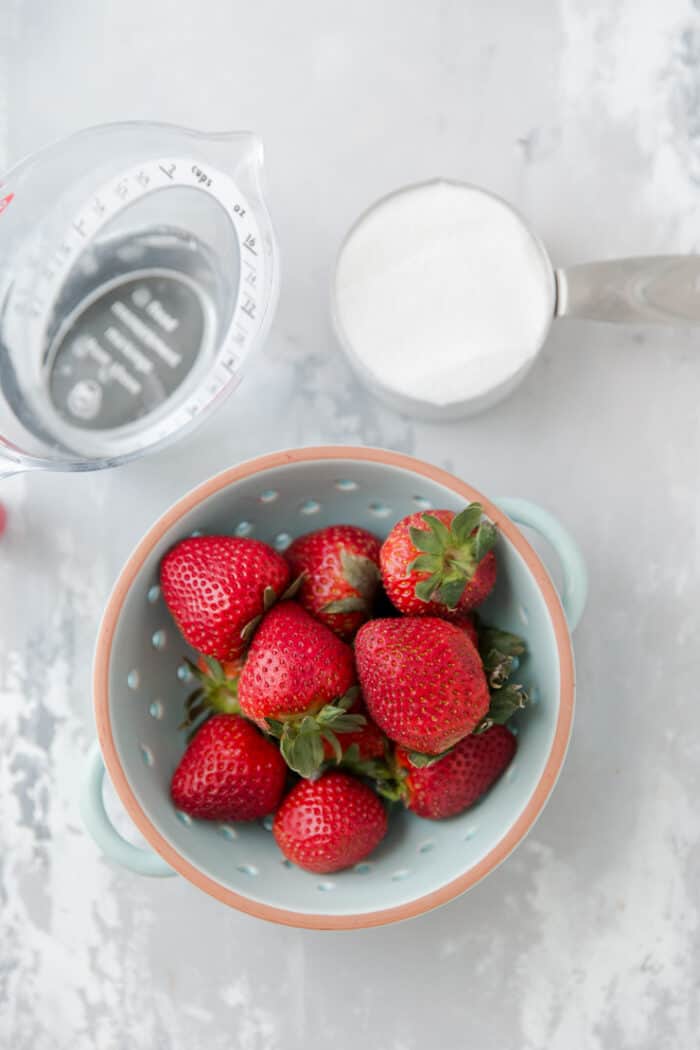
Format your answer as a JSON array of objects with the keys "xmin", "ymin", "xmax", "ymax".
[{"xmin": 2, "ymin": 2, "xmax": 700, "ymax": 1047}]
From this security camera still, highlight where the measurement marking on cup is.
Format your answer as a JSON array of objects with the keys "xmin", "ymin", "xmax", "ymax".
[{"xmin": 243, "ymin": 234, "xmax": 258, "ymax": 255}]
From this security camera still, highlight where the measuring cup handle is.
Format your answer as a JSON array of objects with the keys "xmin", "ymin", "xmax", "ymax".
[
  {"xmin": 496, "ymin": 497, "xmax": 588, "ymax": 631},
  {"xmin": 81, "ymin": 741, "xmax": 175, "ymax": 877},
  {"xmin": 555, "ymin": 256, "xmax": 700, "ymax": 324}
]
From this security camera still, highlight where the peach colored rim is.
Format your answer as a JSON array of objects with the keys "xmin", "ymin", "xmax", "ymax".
[{"xmin": 93, "ymin": 446, "xmax": 575, "ymax": 930}]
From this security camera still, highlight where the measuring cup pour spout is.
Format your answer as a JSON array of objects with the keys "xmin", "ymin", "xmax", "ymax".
[{"xmin": 0, "ymin": 122, "xmax": 280, "ymax": 476}]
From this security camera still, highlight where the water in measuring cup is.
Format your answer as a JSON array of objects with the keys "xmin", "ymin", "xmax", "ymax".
[{"xmin": 0, "ymin": 224, "xmax": 233, "ymax": 461}]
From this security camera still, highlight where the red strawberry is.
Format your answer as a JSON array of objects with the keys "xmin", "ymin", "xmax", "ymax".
[
  {"xmin": 286, "ymin": 524, "xmax": 381, "ymax": 639},
  {"xmin": 160, "ymin": 536, "xmax": 292, "ymax": 661},
  {"xmin": 171, "ymin": 714, "xmax": 287, "ymax": 821},
  {"xmin": 355, "ymin": 617, "xmax": 490, "ymax": 755},
  {"xmin": 273, "ymin": 772, "xmax": 388, "ymax": 873},
  {"xmin": 380, "ymin": 506, "xmax": 497, "ymax": 617},
  {"xmin": 455, "ymin": 613, "xmax": 479, "ymax": 649},
  {"xmin": 238, "ymin": 602, "xmax": 364, "ymax": 777},
  {"xmin": 394, "ymin": 725, "xmax": 517, "ymax": 819}
]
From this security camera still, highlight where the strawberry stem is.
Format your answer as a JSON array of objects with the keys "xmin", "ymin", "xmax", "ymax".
[
  {"xmin": 265, "ymin": 688, "xmax": 366, "ymax": 778},
  {"xmin": 408, "ymin": 504, "xmax": 498, "ymax": 610}
]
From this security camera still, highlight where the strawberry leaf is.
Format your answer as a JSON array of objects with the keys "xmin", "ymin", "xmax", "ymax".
[
  {"xmin": 262, "ymin": 585, "xmax": 277, "ymax": 612},
  {"xmin": 451, "ymin": 503, "xmax": 483, "ymax": 544},
  {"xmin": 415, "ymin": 572, "xmax": 442, "ymax": 602},
  {"xmin": 474, "ymin": 521, "xmax": 498, "ymax": 562},
  {"xmin": 436, "ymin": 576, "xmax": 467, "ymax": 610},
  {"xmin": 316, "ymin": 703, "xmax": 366, "ymax": 733},
  {"xmin": 185, "ymin": 688, "xmax": 205, "ymax": 710},
  {"xmin": 202, "ymin": 654, "xmax": 224, "ymax": 678},
  {"xmin": 407, "ymin": 553, "xmax": 440, "ymax": 574},
  {"xmin": 422, "ymin": 513, "xmax": 452, "ymax": 546},
  {"xmin": 405, "ymin": 746, "xmax": 455, "ymax": 768},
  {"xmin": 340, "ymin": 744, "xmax": 395, "ymax": 782},
  {"xmin": 178, "ymin": 699, "xmax": 206, "ymax": 730},
  {"xmin": 479, "ymin": 626, "xmax": 526, "ymax": 658},
  {"xmin": 281, "ymin": 573, "xmax": 306, "ymax": 601},
  {"xmin": 483, "ymin": 649, "xmax": 516, "ymax": 690},
  {"xmin": 265, "ymin": 718, "xmax": 285, "ymax": 738},
  {"xmin": 320, "ymin": 727, "xmax": 343, "ymax": 764},
  {"xmin": 322, "ymin": 596, "xmax": 368, "ymax": 614},
  {"xmin": 340, "ymin": 551, "xmax": 380, "ymax": 598},
  {"xmin": 185, "ymin": 712, "xmax": 212, "ymax": 744},
  {"xmin": 475, "ymin": 684, "xmax": 528, "ymax": 733},
  {"xmin": 327, "ymin": 714, "xmax": 366, "ymax": 733},
  {"xmin": 280, "ymin": 720, "xmax": 325, "ymax": 778},
  {"xmin": 338, "ymin": 686, "xmax": 359, "ymax": 710},
  {"xmin": 240, "ymin": 614, "xmax": 262, "ymax": 644},
  {"xmin": 409, "ymin": 527, "xmax": 442, "ymax": 555}
]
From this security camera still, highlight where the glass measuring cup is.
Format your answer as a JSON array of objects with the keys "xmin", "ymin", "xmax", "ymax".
[
  {"xmin": 332, "ymin": 179, "xmax": 700, "ymax": 419},
  {"xmin": 0, "ymin": 122, "xmax": 279, "ymax": 477}
]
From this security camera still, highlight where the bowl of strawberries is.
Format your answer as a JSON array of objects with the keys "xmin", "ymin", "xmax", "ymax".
[{"xmin": 82, "ymin": 446, "xmax": 586, "ymax": 928}]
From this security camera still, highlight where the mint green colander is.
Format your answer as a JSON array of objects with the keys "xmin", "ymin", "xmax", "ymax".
[{"xmin": 82, "ymin": 447, "xmax": 586, "ymax": 929}]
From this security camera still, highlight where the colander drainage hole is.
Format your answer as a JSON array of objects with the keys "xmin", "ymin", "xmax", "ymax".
[
  {"xmin": 177, "ymin": 662, "xmax": 193, "ymax": 683},
  {"xmin": 235, "ymin": 521, "xmax": 254, "ymax": 537},
  {"xmin": 190, "ymin": 528, "xmax": 204, "ymax": 538},
  {"xmin": 412, "ymin": 495, "xmax": 432, "ymax": 509},
  {"xmin": 317, "ymin": 881, "xmax": 335, "ymax": 892},
  {"xmin": 259, "ymin": 489, "xmax": 278, "ymax": 503},
  {"xmin": 391, "ymin": 869, "xmax": 411, "ymax": 881},
  {"xmin": 151, "ymin": 629, "xmax": 166, "ymax": 651},
  {"xmin": 176, "ymin": 810, "xmax": 192, "ymax": 826},
  {"xmin": 518, "ymin": 604, "xmax": 529, "ymax": 626},
  {"xmin": 418, "ymin": 840, "xmax": 435, "ymax": 854},
  {"xmin": 274, "ymin": 532, "xmax": 293, "ymax": 552},
  {"xmin": 149, "ymin": 700, "xmax": 164, "ymax": 720},
  {"xmin": 369, "ymin": 501, "xmax": 392, "ymax": 518},
  {"xmin": 127, "ymin": 669, "xmax": 140, "ymax": 690},
  {"xmin": 300, "ymin": 500, "xmax": 321, "ymax": 515},
  {"xmin": 140, "ymin": 744, "xmax": 154, "ymax": 767},
  {"xmin": 147, "ymin": 584, "xmax": 161, "ymax": 604},
  {"xmin": 334, "ymin": 479, "xmax": 358, "ymax": 492},
  {"xmin": 505, "ymin": 764, "xmax": 518, "ymax": 782},
  {"xmin": 281, "ymin": 858, "xmax": 293, "ymax": 869},
  {"xmin": 354, "ymin": 862, "xmax": 372, "ymax": 875},
  {"xmin": 218, "ymin": 825, "xmax": 238, "ymax": 841},
  {"xmin": 237, "ymin": 864, "xmax": 258, "ymax": 877},
  {"xmin": 464, "ymin": 826, "xmax": 478, "ymax": 842},
  {"xmin": 261, "ymin": 815, "xmax": 274, "ymax": 831}
]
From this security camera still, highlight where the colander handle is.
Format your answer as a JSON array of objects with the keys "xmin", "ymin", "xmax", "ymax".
[
  {"xmin": 495, "ymin": 498, "xmax": 587, "ymax": 631},
  {"xmin": 81, "ymin": 742, "xmax": 175, "ymax": 878}
]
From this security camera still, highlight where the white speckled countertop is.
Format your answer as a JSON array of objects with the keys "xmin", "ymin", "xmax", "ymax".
[{"xmin": 2, "ymin": 2, "xmax": 700, "ymax": 1047}]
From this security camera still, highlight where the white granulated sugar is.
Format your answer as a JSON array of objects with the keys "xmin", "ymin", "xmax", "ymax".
[{"xmin": 334, "ymin": 181, "xmax": 553, "ymax": 409}]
